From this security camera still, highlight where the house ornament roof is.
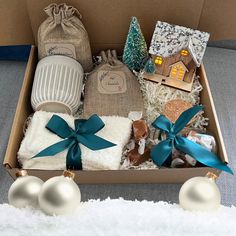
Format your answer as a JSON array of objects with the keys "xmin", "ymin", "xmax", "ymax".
[{"xmin": 149, "ymin": 21, "xmax": 210, "ymax": 67}]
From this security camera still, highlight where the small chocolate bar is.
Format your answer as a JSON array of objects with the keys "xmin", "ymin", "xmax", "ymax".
[
  {"xmin": 187, "ymin": 130, "xmax": 217, "ymax": 153},
  {"xmin": 170, "ymin": 130, "xmax": 217, "ymax": 168}
]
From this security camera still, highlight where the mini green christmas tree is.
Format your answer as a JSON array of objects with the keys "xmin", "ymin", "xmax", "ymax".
[
  {"xmin": 123, "ymin": 17, "xmax": 148, "ymax": 72},
  {"xmin": 144, "ymin": 58, "xmax": 156, "ymax": 74}
]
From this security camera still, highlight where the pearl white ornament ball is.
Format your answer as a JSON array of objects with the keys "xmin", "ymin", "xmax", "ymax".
[
  {"xmin": 179, "ymin": 172, "xmax": 221, "ymax": 212},
  {"xmin": 39, "ymin": 170, "xmax": 81, "ymax": 215},
  {"xmin": 8, "ymin": 170, "xmax": 44, "ymax": 208}
]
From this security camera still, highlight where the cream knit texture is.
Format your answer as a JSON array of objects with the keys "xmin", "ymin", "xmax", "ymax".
[{"xmin": 18, "ymin": 111, "xmax": 132, "ymax": 170}]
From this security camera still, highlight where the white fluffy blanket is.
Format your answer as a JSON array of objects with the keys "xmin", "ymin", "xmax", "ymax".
[
  {"xmin": 18, "ymin": 111, "xmax": 132, "ymax": 170},
  {"xmin": 0, "ymin": 198, "xmax": 235, "ymax": 236}
]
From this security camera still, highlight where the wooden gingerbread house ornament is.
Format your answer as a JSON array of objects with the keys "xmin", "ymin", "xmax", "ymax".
[{"xmin": 144, "ymin": 21, "xmax": 210, "ymax": 92}]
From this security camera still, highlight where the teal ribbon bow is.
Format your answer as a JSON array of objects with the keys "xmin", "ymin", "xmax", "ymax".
[
  {"xmin": 151, "ymin": 105, "xmax": 233, "ymax": 174},
  {"xmin": 33, "ymin": 114, "xmax": 116, "ymax": 170}
]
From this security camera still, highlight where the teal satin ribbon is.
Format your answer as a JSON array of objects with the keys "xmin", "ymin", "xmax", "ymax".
[
  {"xmin": 33, "ymin": 114, "xmax": 116, "ymax": 170},
  {"xmin": 151, "ymin": 105, "xmax": 233, "ymax": 174}
]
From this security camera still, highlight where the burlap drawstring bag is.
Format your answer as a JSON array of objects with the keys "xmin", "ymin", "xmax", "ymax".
[
  {"xmin": 83, "ymin": 50, "xmax": 144, "ymax": 118},
  {"xmin": 38, "ymin": 3, "xmax": 93, "ymax": 72}
]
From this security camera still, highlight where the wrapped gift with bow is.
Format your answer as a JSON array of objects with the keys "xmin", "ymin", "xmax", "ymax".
[
  {"xmin": 150, "ymin": 105, "xmax": 233, "ymax": 174},
  {"xmin": 18, "ymin": 111, "xmax": 132, "ymax": 170}
]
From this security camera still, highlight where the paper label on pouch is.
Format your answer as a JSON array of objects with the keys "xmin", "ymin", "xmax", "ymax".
[
  {"xmin": 45, "ymin": 43, "xmax": 76, "ymax": 59},
  {"xmin": 97, "ymin": 70, "xmax": 127, "ymax": 94}
]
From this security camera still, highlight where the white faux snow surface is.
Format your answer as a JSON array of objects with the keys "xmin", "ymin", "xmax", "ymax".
[{"xmin": 0, "ymin": 198, "xmax": 236, "ymax": 236}]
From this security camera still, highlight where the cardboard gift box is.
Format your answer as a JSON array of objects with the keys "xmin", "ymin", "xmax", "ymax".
[{"xmin": 2, "ymin": 0, "xmax": 234, "ymax": 184}]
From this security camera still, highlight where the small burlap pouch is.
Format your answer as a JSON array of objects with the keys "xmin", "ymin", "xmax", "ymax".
[
  {"xmin": 38, "ymin": 3, "xmax": 93, "ymax": 72},
  {"xmin": 83, "ymin": 50, "xmax": 144, "ymax": 118}
]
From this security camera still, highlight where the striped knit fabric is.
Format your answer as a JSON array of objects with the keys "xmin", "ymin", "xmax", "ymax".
[{"xmin": 31, "ymin": 55, "xmax": 84, "ymax": 115}]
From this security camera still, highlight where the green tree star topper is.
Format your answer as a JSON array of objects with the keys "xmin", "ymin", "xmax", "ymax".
[{"xmin": 123, "ymin": 17, "xmax": 148, "ymax": 72}]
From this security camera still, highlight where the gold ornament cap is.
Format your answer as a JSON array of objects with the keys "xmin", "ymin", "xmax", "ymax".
[
  {"xmin": 63, "ymin": 170, "xmax": 75, "ymax": 179},
  {"xmin": 206, "ymin": 172, "xmax": 218, "ymax": 180},
  {"xmin": 15, "ymin": 169, "xmax": 28, "ymax": 178}
]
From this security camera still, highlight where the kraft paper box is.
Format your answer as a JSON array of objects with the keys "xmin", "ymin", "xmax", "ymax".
[{"xmin": 1, "ymin": 0, "xmax": 233, "ymax": 184}]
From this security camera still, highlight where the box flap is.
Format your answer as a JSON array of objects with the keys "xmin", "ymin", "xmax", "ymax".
[
  {"xmin": 1, "ymin": 0, "xmax": 236, "ymax": 48},
  {"xmin": 198, "ymin": 0, "xmax": 236, "ymax": 40},
  {"xmin": 0, "ymin": 0, "xmax": 34, "ymax": 46},
  {"xmin": 26, "ymin": 0, "xmax": 204, "ymax": 54}
]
